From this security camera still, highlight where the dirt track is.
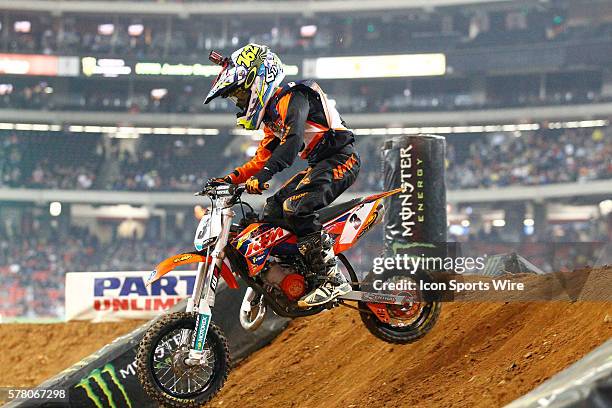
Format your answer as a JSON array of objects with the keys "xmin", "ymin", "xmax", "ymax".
[
  {"xmin": 215, "ymin": 302, "xmax": 611, "ymax": 408},
  {"xmin": 0, "ymin": 268, "xmax": 610, "ymax": 407},
  {"xmin": 0, "ymin": 320, "xmax": 144, "ymax": 388},
  {"xmin": 214, "ymin": 266, "xmax": 611, "ymax": 407}
]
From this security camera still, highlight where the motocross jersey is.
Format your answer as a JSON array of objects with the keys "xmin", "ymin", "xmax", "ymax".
[{"xmin": 228, "ymin": 80, "xmax": 355, "ymax": 184}]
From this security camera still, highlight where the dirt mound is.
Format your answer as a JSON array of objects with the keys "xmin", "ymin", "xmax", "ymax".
[
  {"xmin": 0, "ymin": 320, "xmax": 143, "ymax": 387},
  {"xmin": 214, "ymin": 268, "xmax": 611, "ymax": 407},
  {"xmin": 216, "ymin": 301, "xmax": 611, "ymax": 408},
  {"xmin": 454, "ymin": 265, "xmax": 612, "ymax": 302}
]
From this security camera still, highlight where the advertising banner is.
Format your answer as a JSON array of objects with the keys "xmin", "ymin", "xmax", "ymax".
[
  {"xmin": 0, "ymin": 53, "xmax": 78, "ymax": 76},
  {"xmin": 303, "ymin": 53, "xmax": 446, "ymax": 79},
  {"xmin": 382, "ymin": 134, "xmax": 447, "ymax": 253},
  {"xmin": 81, "ymin": 56, "xmax": 298, "ymax": 77},
  {"xmin": 65, "ymin": 270, "xmax": 198, "ymax": 322}
]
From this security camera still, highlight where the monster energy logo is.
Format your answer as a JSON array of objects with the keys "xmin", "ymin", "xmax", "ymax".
[
  {"xmin": 398, "ymin": 144, "xmax": 425, "ymax": 237},
  {"xmin": 75, "ymin": 364, "xmax": 132, "ymax": 408}
]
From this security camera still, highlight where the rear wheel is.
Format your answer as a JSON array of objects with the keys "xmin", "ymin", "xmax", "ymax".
[
  {"xmin": 359, "ymin": 272, "xmax": 441, "ymax": 344},
  {"xmin": 136, "ymin": 312, "xmax": 230, "ymax": 407}
]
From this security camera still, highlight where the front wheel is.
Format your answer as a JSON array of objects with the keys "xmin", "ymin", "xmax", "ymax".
[{"xmin": 136, "ymin": 312, "xmax": 230, "ymax": 407}]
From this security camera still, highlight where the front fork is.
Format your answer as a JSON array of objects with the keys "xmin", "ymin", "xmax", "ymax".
[{"xmin": 183, "ymin": 207, "xmax": 234, "ymax": 364}]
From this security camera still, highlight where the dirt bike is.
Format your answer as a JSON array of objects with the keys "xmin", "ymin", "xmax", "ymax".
[{"xmin": 136, "ymin": 181, "xmax": 441, "ymax": 407}]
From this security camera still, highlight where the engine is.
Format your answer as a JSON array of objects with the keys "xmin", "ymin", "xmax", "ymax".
[{"xmin": 261, "ymin": 259, "xmax": 306, "ymax": 301}]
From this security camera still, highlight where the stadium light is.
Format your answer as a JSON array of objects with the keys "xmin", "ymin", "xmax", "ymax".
[
  {"xmin": 49, "ymin": 202, "xmax": 62, "ymax": 217},
  {"xmin": 300, "ymin": 25, "xmax": 317, "ymax": 38},
  {"xmin": 14, "ymin": 21, "xmax": 31, "ymax": 33},
  {"xmin": 599, "ymin": 200, "xmax": 612, "ymax": 215},
  {"xmin": 97, "ymin": 24, "xmax": 114, "ymax": 36},
  {"xmin": 128, "ymin": 24, "xmax": 144, "ymax": 37},
  {"xmin": 492, "ymin": 219, "xmax": 506, "ymax": 227},
  {"xmin": 0, "ymin": 120, "xmax": 607, "ymax": 137}
]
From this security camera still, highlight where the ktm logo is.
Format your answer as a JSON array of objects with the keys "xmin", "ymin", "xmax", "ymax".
[{"xmin": 245, "ymin": 228, "xmax": 287, "ymax": 257}]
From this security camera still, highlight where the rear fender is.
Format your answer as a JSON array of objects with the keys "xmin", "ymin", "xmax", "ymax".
[
  {"xmin": 147, "ymin": 251, "xmax": 239, "ymax": 289},
  {"xmin": 329, "ymin": 188, "xmax": 404, "ymax": 253},
  {"xmin": 363, "ymin": 187, "xmax": 403, "ymax": 202}
]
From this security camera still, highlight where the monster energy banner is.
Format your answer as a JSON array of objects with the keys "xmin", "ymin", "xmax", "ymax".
[
  {"xmin": 6, "ymin": 280, "xmax": 288, "ymax": 408},
  {"xmin": 359, "ymin": 134, "xmax": 450, "ymax": 303},
  {"xmin": 382, "ymin": 134, "xmax": 447, "ymax": 258}
]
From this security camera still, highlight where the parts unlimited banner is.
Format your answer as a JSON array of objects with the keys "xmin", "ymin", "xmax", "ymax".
[{"xmin": 65, "ymin": 270, "xmax": 197, "ymax": 321}]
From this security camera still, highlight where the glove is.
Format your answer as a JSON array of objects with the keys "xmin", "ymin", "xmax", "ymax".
[
  {"xmin": 245, "ymin": 176, "xmax": 269, "ymax": 194},
  {"xmin": 207, "ymin": 175, "xmax": 233, "ymax": 187}
]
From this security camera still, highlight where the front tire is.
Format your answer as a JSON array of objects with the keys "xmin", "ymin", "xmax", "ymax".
[{"xmin": 136, "ymin": 312, "xmax": 230, "ymax": 407}]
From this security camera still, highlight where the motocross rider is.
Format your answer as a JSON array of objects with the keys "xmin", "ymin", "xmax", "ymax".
[{"xmin": 204, "ymin": 43, "xmax": 360, "ymax": 308}]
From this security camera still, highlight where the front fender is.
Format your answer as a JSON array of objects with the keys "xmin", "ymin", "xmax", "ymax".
[{"xmin": 147, "ymin": 251, "xmax": 239, "ymax": 289}]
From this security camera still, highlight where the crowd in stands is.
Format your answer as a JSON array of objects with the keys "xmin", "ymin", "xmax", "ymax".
[
  {"xmin": 0, "ymin": 75, "xmax": 606, "ymax": 115},
  {"xmin": 2, "ymin": 6, "xmax": 611, "ymax": 59},
  {"xmin": 449, "ymin": 218, "xmax": 610, "ymax": 243},
  {"xmin": 0, "ymin": 132, "xmax": 103, "ymax": 189},
  {"xmin": 1, "ymin": 126, "xmax": 611, "ymax": 192},
  {"xmin": 446, "ymin": 127, "xmax": 612, "ymax": 189},
  {"xmin": 0, "ymin": 224, "xmax": 189, "ymax": 318},
  {"xmin": 105, "ymin": 136, "xmax": 214, "ymax": 191}
]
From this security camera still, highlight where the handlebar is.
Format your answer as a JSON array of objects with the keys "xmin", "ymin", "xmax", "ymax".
[
  {"xmin": 195, "ymin": 181, "xmax": 268, "ymax": 198},
  {"xmin": 194, "ymin": 182, "xmax": 246, "ymax": 198}
]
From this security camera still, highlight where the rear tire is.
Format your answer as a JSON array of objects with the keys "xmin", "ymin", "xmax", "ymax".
[
  {"xmin": 358, "ymin": 270, "xmax": 442, "ymax": 344},
  {"xmin": 136, "ymin": 312, "xmax": 230, "ymax": 407},
  {"xmin": 359, "ymin": 300, "xmax": 441, "ymax": 344}
]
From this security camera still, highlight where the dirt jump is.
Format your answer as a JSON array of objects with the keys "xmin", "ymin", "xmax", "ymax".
[{"xmin": 1, "ymin": 268, "xmax": 610, "ymax": 408}]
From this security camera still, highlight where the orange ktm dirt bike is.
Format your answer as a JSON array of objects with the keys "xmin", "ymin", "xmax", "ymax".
[{"xmin": 136, "ymin": 181, "xmax": 441, "ymax": 407}]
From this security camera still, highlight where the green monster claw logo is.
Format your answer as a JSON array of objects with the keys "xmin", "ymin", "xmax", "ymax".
[
  {"xmin": 392, "ymin": 242, "xmax": 436, "ymax": 253},
  {"xmin": 75, "ymin": 364, "xmax": 132, "ymax": 408}
]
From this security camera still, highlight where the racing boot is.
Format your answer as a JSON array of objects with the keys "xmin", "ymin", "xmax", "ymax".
[{"xmin": 297, "ymin": 231, "xmax": 352, "ymax": 308}]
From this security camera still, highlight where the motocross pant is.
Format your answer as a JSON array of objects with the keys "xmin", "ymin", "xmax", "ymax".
[{"xmin": 262, "ymin": 144, "xmax": 360, "ymax": 237}]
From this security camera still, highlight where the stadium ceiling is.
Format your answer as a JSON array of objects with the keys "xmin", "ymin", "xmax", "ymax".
[{"xmin": 0, "ymin": 0, "xmax": 524, "ymax": 16}]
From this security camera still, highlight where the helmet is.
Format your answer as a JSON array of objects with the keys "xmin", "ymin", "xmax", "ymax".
[{"xmin": 204, "ymin": 44, "xmax": 285, "ymax": 130}]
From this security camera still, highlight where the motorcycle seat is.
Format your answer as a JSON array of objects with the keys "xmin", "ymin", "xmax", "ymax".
[
  {"xmin": 260, "ymin": 197, "xmax": 365, "ymax": 232},
  {"xmin": 316, "ymin": 197, "xmax": 365, "ymax": 223}
]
